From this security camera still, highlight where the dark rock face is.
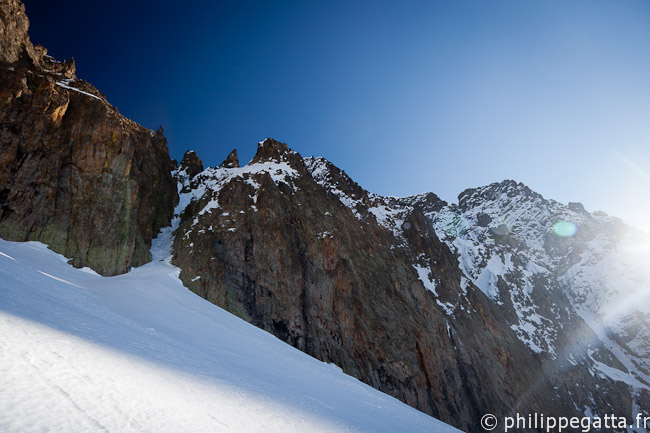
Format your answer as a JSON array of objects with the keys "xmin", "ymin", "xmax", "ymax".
[
  {"xmin": 220, "ymin": 149, "xmax": 239, "ymax": 168},
  {"xmin": 568, "ymin": 201, "xmax": 587, "ymax": 214},
  {"xmin": 0, "ymin": 0, "xmax": 177, "ymax": 275},
  {"xmin": 476, "ymin": 212, "xmax": 492, "ymax": 227},
  {"xmin": 0, "ymin": 0, "xmax": 75, "ymax": 76},
  {"xmin": 171, "ymin": 141, "xmax": 589, "ymax": 432},
  {"xmin": 179, "ymin": 150, "xmax": 204, "ymax": 179}
]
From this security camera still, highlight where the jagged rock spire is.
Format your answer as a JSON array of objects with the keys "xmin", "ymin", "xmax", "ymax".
[
  {"xmin": 179, "ymin": 150, "xmax": 203, "ymax": 178},
  {"xmin": 251, "ymin": 138, "xmax": 291, "ymax": 163},
  {"xmin": 220, "ymin": 149, "xmax": 239, "ymax": 168}
]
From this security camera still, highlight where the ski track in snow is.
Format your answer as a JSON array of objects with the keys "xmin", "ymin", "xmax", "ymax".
[{"xmin": 0, "ymin": 234, "xmax": 459, "ymax": 433}]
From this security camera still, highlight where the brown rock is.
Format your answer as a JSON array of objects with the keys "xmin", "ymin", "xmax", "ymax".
[
  {"xmin": 0, "ymin": 0, "xmax": 177, "ymax": 275},
  {"xmin": 219, "ymin": 149, "xmax": 239, "ymax": 168},
  {"xmin": 179, "ymin": 149, "xmax": 204, "ymax": 178}
]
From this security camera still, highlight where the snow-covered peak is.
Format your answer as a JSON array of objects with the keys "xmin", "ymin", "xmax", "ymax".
[
  {"xmin": 421, "ymin": 177, "xmax": 650, "ymax": 397},
  {"xmin": 304, "ymin": 156, "xmax": 414, "ymax": 236},
  {"xmin": 458, "ymin": 180, "xmax": 542, "ymax": 211},
  {"xmin": 304, "ymin": 156, "xmax": 371, "ymax": 217},
  {"xmin": 304, "ymin": 156, "xmax": 366, "ymax": 198}
]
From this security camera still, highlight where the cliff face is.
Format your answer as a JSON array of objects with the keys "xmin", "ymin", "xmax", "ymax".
[
  {"xmin": 171, "ymin": 140, "xmax": 650, "ymax": 432},
  {"xmin": 0, "ymin": 0, "xmax": 177, "ymax": 275}
]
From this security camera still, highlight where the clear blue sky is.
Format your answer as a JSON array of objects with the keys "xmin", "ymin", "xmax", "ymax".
[{"xmin": 25, "ymin": 0, "xmax": 650, "ymax": 232}]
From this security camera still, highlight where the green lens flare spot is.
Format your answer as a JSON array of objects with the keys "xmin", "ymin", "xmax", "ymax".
[{"xmin": 553, "ymin": 221, "xmax": 577, "ymax": 237}]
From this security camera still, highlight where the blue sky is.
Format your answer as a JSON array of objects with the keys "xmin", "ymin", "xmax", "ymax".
[{"xmin": 25, "ymin": 0, "xmax": 650, "ymax": 232}]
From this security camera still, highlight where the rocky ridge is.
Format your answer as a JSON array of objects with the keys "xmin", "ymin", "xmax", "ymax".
[{"xmin": 168, "ymin": 139, "xmax": 650, "ymax": 432}]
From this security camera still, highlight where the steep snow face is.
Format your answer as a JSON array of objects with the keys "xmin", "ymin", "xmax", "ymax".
[
  {"xmin": 428, "ymin": 181, "xmax": 578, "ymax": 357},
  {"xmin": 0, "ymin": 236, "xmax": 459, "ymax": 433},
  {"xmin": 422, "ymin": 180, "xmax": 650, "ymax": 399},
  {"xmin": 306, "ymin": 157, "xmax": 650, "ymax": 420},
  {"xmin": 558, "ymin": 227, "xmax": 650, "ymax": 383}
]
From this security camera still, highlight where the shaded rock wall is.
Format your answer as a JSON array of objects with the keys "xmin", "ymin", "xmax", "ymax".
[{"xmin": 0, "ymin": 0, "xmax": 177, "ymax": 275}]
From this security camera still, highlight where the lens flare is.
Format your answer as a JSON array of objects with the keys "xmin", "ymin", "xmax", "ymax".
[{"xmin": 553, "ymin": 221, "xmax": 577, "ymax": 237}]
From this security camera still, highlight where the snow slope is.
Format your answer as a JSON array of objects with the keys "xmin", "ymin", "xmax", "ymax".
[{"xmin": 0, "ymin": 232, "xmax": 459, "ymax": 433}]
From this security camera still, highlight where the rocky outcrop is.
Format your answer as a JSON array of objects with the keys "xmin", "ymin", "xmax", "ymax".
[
  {"xmin": 0, "ymin": 0, "xmax": 75, "ymax": 76},
  {"xmin": 220, "ymin": 149, "xmax": 239, "ymax": 168},
  {"xmin": 0, "ymin": 0, "xmax": 177, "ymax": 275},
  {"xmin": 178, "ymin": 150, "xmax": 204, "ymax": 179},
  {"xmin": 0, "ymin": 0, "xmax": 30, "ymax": 64}
]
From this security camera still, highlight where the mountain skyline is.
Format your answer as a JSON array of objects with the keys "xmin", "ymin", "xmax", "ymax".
[{"xmin": 22, "ymin": 0, "xmax": 650, "ymax": 234}]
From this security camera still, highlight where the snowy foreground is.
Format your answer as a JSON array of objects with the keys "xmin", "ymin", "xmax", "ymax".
[{"xmin": 0, "ymin": 232, "xmax": 460, "ymax": 433}]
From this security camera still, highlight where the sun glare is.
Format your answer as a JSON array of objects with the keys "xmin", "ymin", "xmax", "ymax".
[{"xmin": 552, "ymin": 221, "xmax": 578, "ymax": 237}]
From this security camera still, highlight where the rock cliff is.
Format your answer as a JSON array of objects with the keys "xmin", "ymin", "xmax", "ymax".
[{"xmin": 0, "ymin": 0, "xmax": 177, "ymax": 275}]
